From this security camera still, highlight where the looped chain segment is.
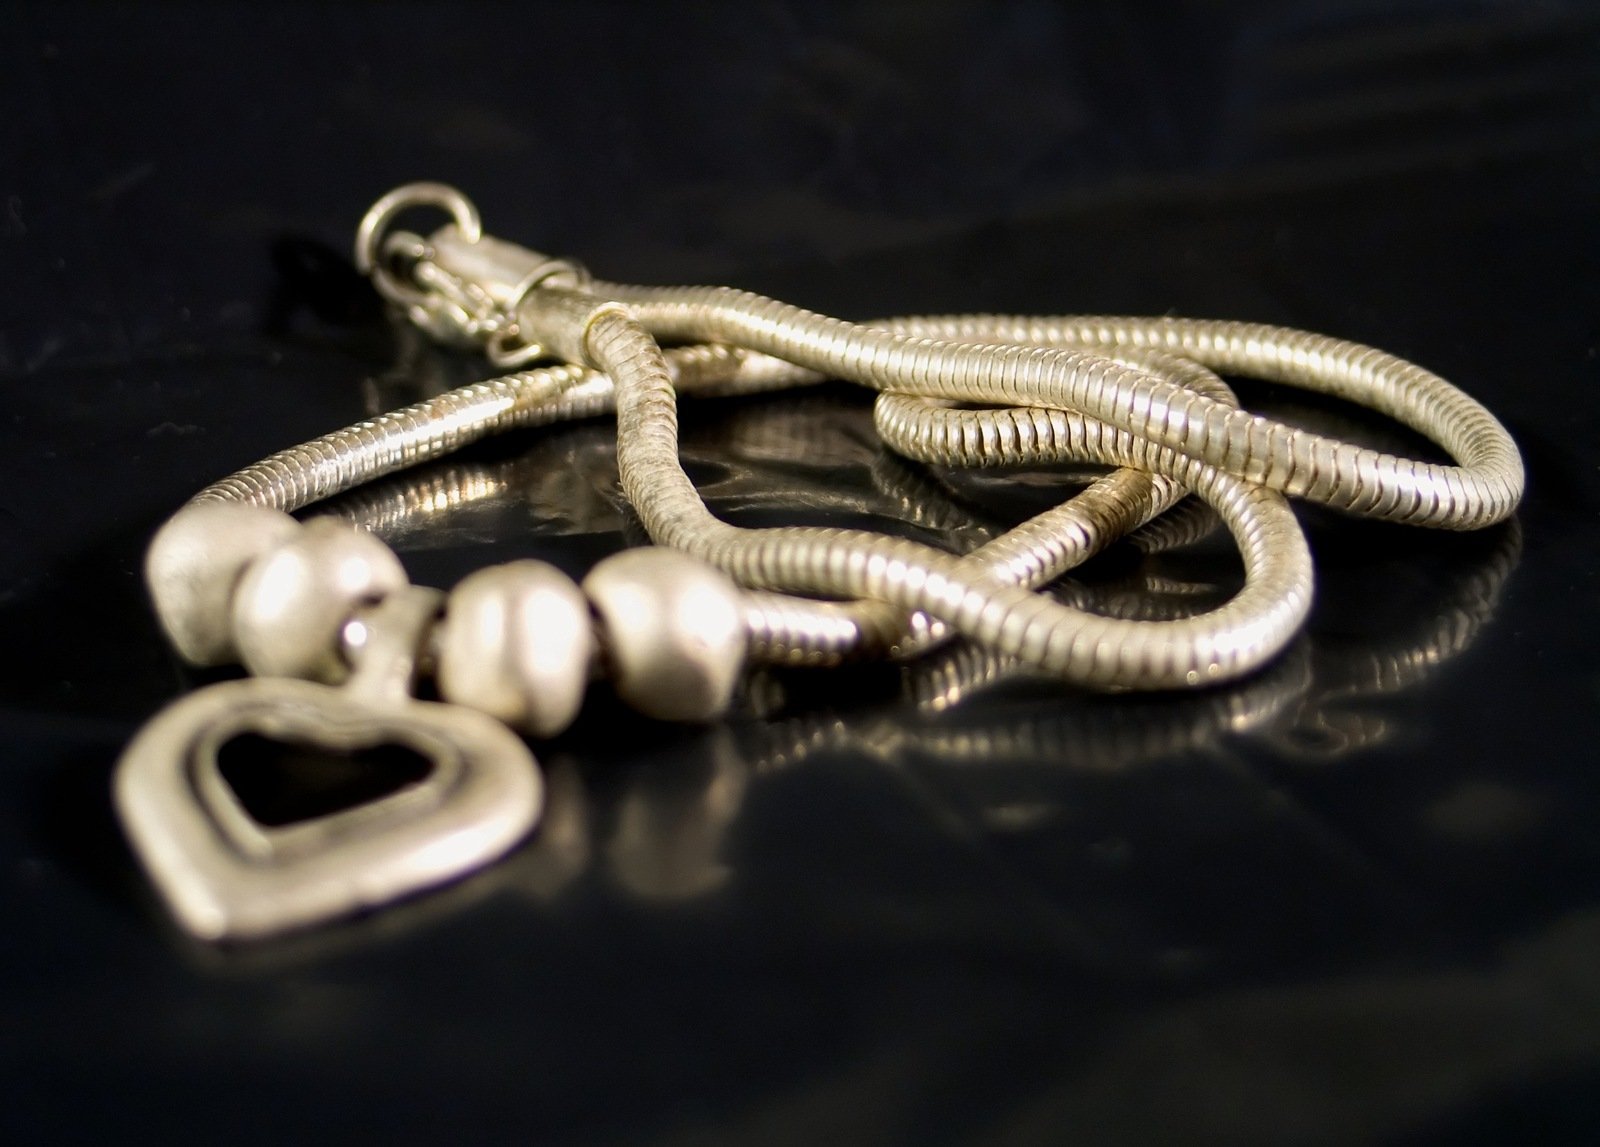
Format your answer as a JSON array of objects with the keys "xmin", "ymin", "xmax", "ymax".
[
  {"xmin": 204, "ymin": 185, "xmax": 1519, "ymax": 692},
  {"xmin": 119, "ymin": 183, "xmax": 1526, "ymax": 941}
]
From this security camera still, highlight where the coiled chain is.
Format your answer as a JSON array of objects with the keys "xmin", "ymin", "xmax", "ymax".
[{"xmin": 197, "ymin": 185, "xmax": 1523, "ymax": 692}]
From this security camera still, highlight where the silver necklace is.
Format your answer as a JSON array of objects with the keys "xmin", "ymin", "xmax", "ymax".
[{"xmin": 116, "ymin": 183, "xmax": 1524, "ymax": 942}]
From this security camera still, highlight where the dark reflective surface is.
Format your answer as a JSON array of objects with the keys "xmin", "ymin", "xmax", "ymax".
[{"xmin": 3, "ymin": 2, "xmax": 1599, "ymax": 1143}]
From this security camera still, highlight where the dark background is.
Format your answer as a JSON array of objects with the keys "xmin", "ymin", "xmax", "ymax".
[{"xmin": 4, "ymin": 1, "xmax": 1599, "ymax": 1143}]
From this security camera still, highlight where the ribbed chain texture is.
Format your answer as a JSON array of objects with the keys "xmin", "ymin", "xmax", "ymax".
[
  {"xmin": 186, "ymin": 261, "xmax": 1523, "ymax": 691},
  {"xmin": 192, "ymin": 345, "xmax": 815, "ymax": 509},
  {"xmin": 597, "ymin": 286, "xmax": 1523, "ymax": 530},
  {"xmin": 744, "ymin": 348, "xmax": 1237, "ymax": 665},
  {"xmin": 586, "ymin": 309, "xmax": 1313, "ymax": 688}
]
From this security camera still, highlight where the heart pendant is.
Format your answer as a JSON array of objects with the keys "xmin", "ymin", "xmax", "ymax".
[{"xmin": 115, "ymin": 588, "xmax": 543, "ymax": 942}]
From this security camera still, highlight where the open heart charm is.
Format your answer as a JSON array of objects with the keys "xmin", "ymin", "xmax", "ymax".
[{"xmin": 115, "ymin": 588, "xmax": 543, "ymax": 941}]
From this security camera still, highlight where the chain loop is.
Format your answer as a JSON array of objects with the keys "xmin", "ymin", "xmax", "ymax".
[
  {"xmin": 119, "ymin": 182, "xmax": 1528, "ymax": 940},
  {"xmin": 213, "ymin": 184, "xmax": 1525, "ymax": 689}
]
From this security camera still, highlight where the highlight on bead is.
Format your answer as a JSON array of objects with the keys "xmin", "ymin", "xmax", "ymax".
[
  {"xmin": 171, "ymin": 182, "xmax": 1522, "ymax": 705},
  {"xmin": 113, "ymin": 181, "xmax": 1529, "ymax": 944}
]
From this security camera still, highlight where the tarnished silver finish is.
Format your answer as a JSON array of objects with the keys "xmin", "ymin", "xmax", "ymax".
[
  {"xmin": 115, "ymin": 182, "xmax": 1528, "ymax": 941},
  {"xmin": 319, "ymin": 441, "xmax": 1525, "ymax": 771},
  {"xmin": 582, "ymin": 548, "xmax": 747, "ymax": 722},
  {"xmin": 580, "ymin": 305, "xmax": 1313, "ymax": 688},
  {"xmin": 115, "ymin": 586, "xmax": 543, "ymax": 941},
  {"xmin": 607, "ymin": 295, "xmax": 1524, "ymax": 530},
  {"xmin": 232, "ymin": 517, "xmax": 409, "ymax": 683},
  {"xmin": 189, "ymin": 344, "xmax": 813, "ymax": 511},
  {"xmin": 145, "ymin": 503, "xmax": 302, "ymax": 666},
  {"xmin": 182, "ymin": 185, "xmax": 1522, "ymax": 689},
  {"xmin": 437, "ymin": 561, "xmax": 595, "ymax": 738}
]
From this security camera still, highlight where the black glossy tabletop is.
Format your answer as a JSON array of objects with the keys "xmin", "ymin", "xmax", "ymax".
[{"xmin": 3, "ymin": 2, "xmax": 1599, "ymax": 1143}]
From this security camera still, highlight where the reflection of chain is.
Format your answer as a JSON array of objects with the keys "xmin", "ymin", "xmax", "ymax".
[
  {"xmin": 191, "ymin": 185, "xmax": 1521, "ymax": 690},
  {"xmin": 328, "ymin": 398, "xmax": 1521, "ymax": 771},
  {"xmin": 187, "ymin": 184, "xmax": 1523, "ymax": 684},
  {"xmin": 118, "ymin": 183, "xmax": 1525, "ymax": 941},
  {"xmin": 486, "ymin": 511, "xmax": 1518, "ymax": 914}
]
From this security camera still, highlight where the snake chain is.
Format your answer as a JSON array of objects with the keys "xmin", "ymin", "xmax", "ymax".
[{"xmin": 193, "ymin": 195, "xmax": 1522, "ymax": 692}]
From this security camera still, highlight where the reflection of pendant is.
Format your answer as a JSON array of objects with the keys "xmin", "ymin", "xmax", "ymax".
[{"xmin": 114, "ymin": 587, "xmax": 543, "ymax": 942}]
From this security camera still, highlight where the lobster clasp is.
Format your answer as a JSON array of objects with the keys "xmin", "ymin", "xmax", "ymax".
[{"xmin": 355, "ymin": 181, "xmax": 589, "ymax": 366}]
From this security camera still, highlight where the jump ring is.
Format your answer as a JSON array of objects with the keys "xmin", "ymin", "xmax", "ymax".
[{"xmin": 354, "ymin": 182, "xmax": 483, "ymax": 308}]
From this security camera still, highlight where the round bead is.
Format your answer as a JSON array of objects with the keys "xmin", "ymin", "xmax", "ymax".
[
  {"xmin": 231, "ymin": 518, "xmax": 408, "ymax": 683},
  {"xmin": 582, "ymin": 548, "xmax": 746, "ymax": 722},
  {"xmin": 145, "ymin": 502, "xmax": 302, "ymax": 666},
  {"xmin": 437, "ymin": 561, "xmax": 595, "ymax": 739}
]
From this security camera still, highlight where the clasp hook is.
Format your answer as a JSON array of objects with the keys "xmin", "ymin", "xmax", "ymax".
[{"xmin": 355, "ymin": 182, "xmax": 589, "ymax": 367}]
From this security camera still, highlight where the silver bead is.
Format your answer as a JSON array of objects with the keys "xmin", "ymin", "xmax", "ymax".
[
  {"xmin": 437, "ymin": 561, "xmax": 595, "ymax": 739},
  {"xmin": 582, "ymin": 548, "xmax": 746, "ymax": 722},
  {"xmin": 231, "ymin": 518, "xmax": 408, "ymax": 683},
  {"xmin": 145, "ymin": 503, "xmax": 302, "ymax": 666}
]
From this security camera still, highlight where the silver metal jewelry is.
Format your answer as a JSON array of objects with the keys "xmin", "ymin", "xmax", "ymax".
[{"xmin": 116, "ymin": 182, "xmax": 1524, "ymax": 941}]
